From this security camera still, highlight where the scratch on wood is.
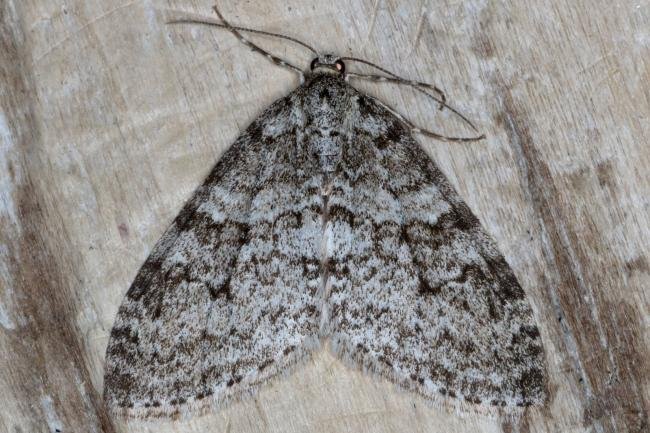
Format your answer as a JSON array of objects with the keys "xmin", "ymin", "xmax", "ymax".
[
  {"xmin": 33, "ymin": 1, "xmax": 139, "ymax": 63},
  {"xmin": 407, "ymin": 0, "xmax": 427, "ymax": 57},
  {"xmin": 253, "ymin": 398, "xmax": 270, "ymax": 427},
  {"xmin": 364, "ymin": 0, "xmax": 382, "ymax": 45}
]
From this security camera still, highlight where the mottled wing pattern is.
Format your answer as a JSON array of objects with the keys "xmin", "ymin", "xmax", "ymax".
[
  {"xmin": 325, "ymin": 93, "xmax": 546, "ymax": 407},
  {"xmin": 104, "ymin": 95, "xmax": 323, "ymax": 416}
]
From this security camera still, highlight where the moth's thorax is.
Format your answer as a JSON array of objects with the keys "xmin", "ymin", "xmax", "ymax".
[{"xmin": 300, "ymin": 74, "xmax": 354, "ymax": 173}]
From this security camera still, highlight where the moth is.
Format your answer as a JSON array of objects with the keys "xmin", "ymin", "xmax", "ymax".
[{"xmin": 104, "ymin": 6, "xmax": 546, "ymax": 417}]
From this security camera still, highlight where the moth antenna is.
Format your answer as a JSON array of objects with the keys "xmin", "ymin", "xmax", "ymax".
[
  {"xmin": 342, "ymin": 56, "xmax": 447, "ymax": 107},
  {"xmin": 368, "ymin": 92, "xmax": 485, "ymax": 143},
  {"xmin": 342, "ymin": 57, "xmax": 483, "ymax": 140},
  {"xmin": 167, "ymin": 4, "xmax": 310, "ymax": 79},
  {"xmin": 167, "ymin": 14, "xmax": 318, "ymax": 55}
]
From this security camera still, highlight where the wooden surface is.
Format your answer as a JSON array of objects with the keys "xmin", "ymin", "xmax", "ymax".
[{"xmin": 1, "ymin": 0, "xmax": 648, "ymax": 432}]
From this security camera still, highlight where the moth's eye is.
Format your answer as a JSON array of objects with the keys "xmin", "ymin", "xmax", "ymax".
[
  {"xmin": 335, "ymin": 60, "xmax": 346, "ymax": 74},
  {"xmin": 310, "ymin": 58, "xmax": 318, "ymax": 70}
]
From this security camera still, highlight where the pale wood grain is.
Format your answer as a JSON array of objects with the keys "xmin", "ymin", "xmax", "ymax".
[{"xmin": 1, "ymin": 1, "xmax": 648, "ymax": 432}]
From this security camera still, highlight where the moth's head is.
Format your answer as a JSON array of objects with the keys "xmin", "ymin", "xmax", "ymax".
[{"xmin": 309, "ymin": 54, "xmax": 345, "ymax": 77}]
